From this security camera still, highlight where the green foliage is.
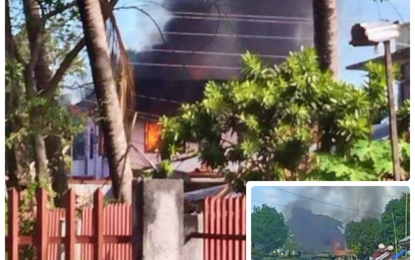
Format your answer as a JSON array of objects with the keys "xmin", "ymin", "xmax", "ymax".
[
  {"xmin": 398, "ymin": 99, "xmax": 410, "ymax": 132},
  {"xmin": 152, "ymin": 160, "xmax": 174, "ymax": 178},
  {"xmin": 283, "ymin": 237, "xmax": 300, "ymax": 251},
  {"xmin": 310, "ymin": 139, "xmax": 410, "ymax": 181},
  {"xmin": 345, "ymin": 218, "xmax": 382, "ymax": 259},
  {"xmin": 9, "ymin": 0, "xmax": 86, "ymax": 80},
  {"xmin": 345, "ymin": 193, "xmax": 410, "ymax": 259},
  {"xmin": 5, "ymin": 95, "xmax": 86, "ymax": 150},
  {"xmin": 251, "ymin": 205, "xmax": 289, "ymax": 254},
  {"xmin": 6, "ymin": 0, "xmax": 87, "ymax": 188},
  {"xmin": 5, "ymin": 59, "xmax": 23, "ymax": 89},
  {"xmin": 362, "ymin": 61, "xmax": 400, "ymax": 124},
  {"xmin": 252, "ymin": 245, "xmax": 266, "ymax": 260},
  {"xmin": 159, "ymin": 48, "xmax": 408, "ymax": 184},
  {"xmin": 381, "ymin": 194, "xmax": 410, "ymax": 245}
]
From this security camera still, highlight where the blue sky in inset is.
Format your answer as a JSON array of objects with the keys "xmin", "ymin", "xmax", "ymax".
[{"xmin": 251, "ymin": 186, "xmax": 409, "ymax": 223}]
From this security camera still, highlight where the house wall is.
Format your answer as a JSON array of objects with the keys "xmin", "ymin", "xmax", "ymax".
[
  {"xmin": 71, "ymin": 113, "xmax": 209, "ymax": 178},
  {"xmin": 72, "ymin": 119, "xmax": 110, "ymax": 178},
  {"xmin": 71, "ymin": 118, "xmax": 165, "ymax": 178},
  {"xmin": 128, "ymin": 120, "xmax": 160, "ymax": 169}
]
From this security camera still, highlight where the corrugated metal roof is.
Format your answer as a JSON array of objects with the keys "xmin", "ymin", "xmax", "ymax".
[
  {"xmin": 346, "ymin": 47, "xmax": 410, "ymax": 71},
  {"xmin": 372, "ymin": 123, "xmax": 390, "ymax": 140},
  {"xmin": 184, "ymin": 184, "xmax": 240, "ymax": 201}
]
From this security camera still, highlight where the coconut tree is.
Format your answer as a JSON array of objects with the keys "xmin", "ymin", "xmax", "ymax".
[
  {"xmin": 77, "ymin": 0, "xmax": 134, "ymax": 202},
  {"xmin": 312, "ymin": 0, "xmax": 339, "ymax": 78}
]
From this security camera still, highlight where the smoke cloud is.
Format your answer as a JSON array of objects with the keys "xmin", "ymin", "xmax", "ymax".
[
  {"xmin": 280, "ymin": 186, "xmax": 408, "ymax": 224},
  {"xmin": 126, "ymin": 0, "xmax": 314, "ymax": 80}
]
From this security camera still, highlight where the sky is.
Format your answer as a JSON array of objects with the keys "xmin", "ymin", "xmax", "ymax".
[
  {"xmin": 251, "ymin": 186, "xmax": 409, "ymax": 224},
  {"xmin": 113, "ymin": 0, "xmax": 410, "ymax": 86}
]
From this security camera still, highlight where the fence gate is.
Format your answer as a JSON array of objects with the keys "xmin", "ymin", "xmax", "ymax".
[{"xmin": 203, "ymin": 196, "xmax": 247, "ymax": 260}]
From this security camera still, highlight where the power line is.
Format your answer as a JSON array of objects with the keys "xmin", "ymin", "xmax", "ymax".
[
  {"xmin": 145, "ymin": 48, "xmax": 287, "ymax": 59},
  {"xmin": 376, "ymin": 1, "xmax": 382, "ymax": 20},
  {"xmin": 130, "ymin": 61, "xmax": 241, "ymax": 70},
  {"xmin": 173, "ymin": 11, "xmax": 313, "ymax": 21},
  {"xmin": 171, "ymin": 14, "xmax": 313, "ymax": 25},
  {"xmin": 162, "ymin": 31, "xmax": 313, "ymax": 41},
  {"xmin": 388, "ymin": 1, "xmax": 410, "ymax": 28}
]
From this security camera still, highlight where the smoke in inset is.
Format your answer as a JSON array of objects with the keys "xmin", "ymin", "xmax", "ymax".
[
  {"xmin": 255, "ymin": 186, "xmax": 408, "ymax": 252},
  {"xmin": 281, "ymin": 186, "xmax": 408, "ymax": 224}
]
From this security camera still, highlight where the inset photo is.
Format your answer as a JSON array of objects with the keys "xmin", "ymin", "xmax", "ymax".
[{"xmin": 247, "ymin": 183, "xmax": 410, "ymax": 260}]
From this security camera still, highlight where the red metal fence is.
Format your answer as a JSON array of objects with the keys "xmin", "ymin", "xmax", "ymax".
[
  {"xmin": 6, "ymin": 188, "xmax": 133, "ymax": 260},
  {"xmin": 203, "ymin": 196, "xmax": 247, "ymax": 260},
  {"xmin": 6, "ymin": 188, "xmax": 247, "ymax": 260}
]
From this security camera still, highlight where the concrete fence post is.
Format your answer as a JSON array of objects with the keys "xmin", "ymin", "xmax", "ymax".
[{"xmin": 134, "ymin": 179, "xmax": 184, "ymax": 260}]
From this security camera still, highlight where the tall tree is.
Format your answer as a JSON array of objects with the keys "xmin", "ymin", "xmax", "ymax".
[
  {"xmin": 381, "ymin": 194, "xmax": 410, "ymax": 245},
  {"xmin": 345, "ymin": 218, "xmax": 383, "ymax": 259},
  {"xmin": 77, "ymin": 0, "xmax": 133, "ymax": 202},
  {"xmin": 6, "ymin": 0, "xmax": 134, "ymax": 204},
  {"xmin": 312, "ymin": 0, "xmax": 339, "ymax": 78},
  {"xmin": 5, "ymin": 0, "xmax": 32, "ymax": 188},
  {"xmin": 251, "ymin": 205, "xmax": 289, "ymax": 254},
  {"xmin": 344, "ymin": 193, "xmax": 410, "ymax": 258},
  {"xmin": 23, "ymin": 0, "xmax": 71, "ymax": 203},
  {"xmin": 6, "ymin": 0, "xmax": 86, "ymax": 203}
]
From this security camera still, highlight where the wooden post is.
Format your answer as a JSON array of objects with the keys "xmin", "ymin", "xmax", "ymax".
[
  {"xmin": 384, "ymin": 40, "xmax": 402, "ymax": 181},
  {"xmin": 93, "ymin": 189, "xmax": 104, "ymax": 260},
  {"xmin": 36, "ymin": 189, "xmax": 49, "ymax": 260},
  {"xmin": 8, "ymin": 188, "xmax": 19, "ymax": 260},
  {"xmin": 65, "ymin": 189, "xmax": 76, "ymax": 260}
]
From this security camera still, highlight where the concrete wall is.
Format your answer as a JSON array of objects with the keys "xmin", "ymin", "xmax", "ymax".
[
  {"xmin": 139, "ymin": 179, "xmax": 184, "ymax": 260},
  {"xmin": 183, "ymin": 213, "xmax": 204, "ymax": 260},
  {"xmin": 67, "ymin": 179, "xmax": 206, "ymax": 259}
]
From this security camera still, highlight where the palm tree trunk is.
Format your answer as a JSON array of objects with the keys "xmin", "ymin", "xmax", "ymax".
[
  {"xmin": 77, "ymin": 0, "xmax": 133, "ymax": 202},
  {"xmin": 312, "ymin": 0, "xmax": 339, "ymax": 79}
]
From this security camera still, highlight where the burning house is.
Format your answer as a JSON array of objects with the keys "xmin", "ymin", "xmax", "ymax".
[
  {"xmin": 69, "ymin": 0, "xmax": 314, "ymax": 179},
  {"xmin": 286, "ymin": 208, "xmax": 346, "ymax": 254}
]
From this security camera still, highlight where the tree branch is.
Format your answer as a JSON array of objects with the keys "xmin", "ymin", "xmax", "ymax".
[
  {"xmin": 6, "ymin": 0, "xmax": 27, "ymax": 65},
  {"xmin": 42, "ymin": 0, "xmax": 77, "ymax": 21},
  {"xmin": 42, "ymin": 38, "xmax": 85, "ymax": 99},
  {"xmin": 41, "ymin": 0, "xmax": 120, "ymax": 99},
  {"xmin": 27, "ymin": 25, "xmax": 45, "ymax": 72}
]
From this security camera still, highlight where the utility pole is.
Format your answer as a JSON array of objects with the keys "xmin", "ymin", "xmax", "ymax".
[
  {"xmin": 384, "ymin": 41, "xmax": 401, "ymax": 181},
  {"xmin": 350, "ymin": 22, "xmax": 402, "ymax": 181},
  {"xmin": 405, "ymin": 193, "xmax": 408, "ymax": 257}
]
